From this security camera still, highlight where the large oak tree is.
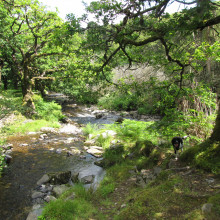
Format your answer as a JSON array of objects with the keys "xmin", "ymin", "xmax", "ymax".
[{"xmin": 77, "ymin": 0, "xmax": 220, "ymax": 142}]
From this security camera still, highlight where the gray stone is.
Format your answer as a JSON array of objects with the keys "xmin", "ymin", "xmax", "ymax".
[
  {"xmin": 87, "ymin": 146, "xmax": 103, "ymax": 158},
  {"xmin": 26, "ymin": 205, "xmax": 43, "ymax": 220},
  {"xmin": 153, "ymin": 167, "xmax": 162, "ymax": 176},
  {"xmin": 44, "ymin": 195, "xmax": 57, "ymax": 203},
  {"xmin": 53, "ymin": 185, "xmax": 70, "ymax": 197},
  {"xmin": 31, "ymin": 191, "xmax": 45, "ymax": 199},
  {"xmin": 80, "ymin": 175, "xmax": 95, "ymax": 184},
  {"xmin": 37, "ymin": 174, "xmax": 50, "ymax": 185},
  {"xmin": 56, "ymin": 148, "xmax": 62, "ymax": 154},
  {"xmin": 202, "ymin": 203, "xmax": 213, "ymax": 214},
  {"xmin": 40, "ymin": 127, "xmax": 57, "ymax": 133},
  {"xmin": 84, "ymin": 139, "xmax": 96, "ymax": 146}
]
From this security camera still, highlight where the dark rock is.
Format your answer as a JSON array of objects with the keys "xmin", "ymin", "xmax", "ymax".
[
  {"xmin": 5, "ymin": 155, "xmax": 12, "ymax": 164},
  {"xmin": 71, "ymin": 172, "xmax": 79, "ymax": 183},
  {"xmin": 60, "ymin": 117, "xmax": 71, "ymax": 123},
  {"xmin": 115, "ymin": 116, "xmax": 124, "ymax": 124},
  {"xmin": 95, "ymin": 113, "xmax": 103, "ymax": 119},
  {"xmin": 48, "ymin": 171, "xmax": 71, "ymax": 185}
]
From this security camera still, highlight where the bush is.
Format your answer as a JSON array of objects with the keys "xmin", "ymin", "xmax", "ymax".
[
  {"xmin": 33, "ymin": 95, "xmax": 64, "ymax": 121},
  {"xmin": 98, "ymin": 93, "xmax": 138, "ymax": 111}
]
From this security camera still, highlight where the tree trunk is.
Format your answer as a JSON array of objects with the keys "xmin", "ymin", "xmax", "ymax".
[
  {"xmin": 0, "ymin": 59, "xmax": 3, "ymax": 89},
  {"xmin": 210, "ymin": 102, "xmax": 220, "ymax": 142},
  {"xmin": 21, "ymin": 67, "xmax": 35, "ymax": 110}
]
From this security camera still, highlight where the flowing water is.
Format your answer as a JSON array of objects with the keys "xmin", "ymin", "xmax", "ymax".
[
  {"xmin": 0, "ymin": 95, "xmax": 106, "ymax": 220},
  {"xmin": 0, "ymin": 94, "xmax": 159, "ymax": 220}
]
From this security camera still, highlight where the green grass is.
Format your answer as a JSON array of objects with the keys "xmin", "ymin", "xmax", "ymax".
[{"xmin": 40, "ymin": 184, "xmax": 98, "ymax": 220}]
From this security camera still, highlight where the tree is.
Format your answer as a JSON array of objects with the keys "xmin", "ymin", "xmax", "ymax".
[
  {"xmin": 77, "ymin": 0, "xmax": 219, "ymax": 142},
  {"xmin": 0, "ymin": 0, "xmax": 66, "ymax": 109}
]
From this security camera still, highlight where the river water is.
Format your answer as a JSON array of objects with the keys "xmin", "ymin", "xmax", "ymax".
[{"xmin": 0, "ymin": 94, "xmax": 159, "ymax": 220}]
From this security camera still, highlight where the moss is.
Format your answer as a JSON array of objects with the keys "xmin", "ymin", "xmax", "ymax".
[{"xmin": 208, "ymin": 193, "xmax": 220, "ymax": 218}]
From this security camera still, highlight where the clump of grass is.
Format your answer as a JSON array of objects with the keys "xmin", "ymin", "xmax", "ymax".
[
  {"xmin": 40, "ymin": 184, "xmax": 98, "ymax": 220},
  {"xmin": 82, "ymin": 123, "xmax": 100, "ymax": 137}
]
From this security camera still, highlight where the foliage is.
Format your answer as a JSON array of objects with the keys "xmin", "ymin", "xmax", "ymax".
[
  {"xmin": 32, "ymin": 95, "xmax": 64, "ymax": 122},
  {"xmin": 40, "ymin": 184, "xmax": 97, "ymax": 220},
  {"xmin": 0, "ymin": 148, "xmax": 5, "ymax": 177},
  {"xmin": 180, "ymin": 140, "xmax": 220, "ymax": 174},
  {"xmin": 0, "ymin": 91, "xmax": 61, "ymax": 137},
  {"xmin": 208, "ymin": 194, "xmax": 220, "ymax": 218}
]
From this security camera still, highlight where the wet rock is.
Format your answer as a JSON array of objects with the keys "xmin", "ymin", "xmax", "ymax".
[
  {"xmin": 40, "ymin": 127, "xmax": 57, "ymax": 133},
  {"xmin": 84, "ymin": 139, "xmax": 96, "ymax": 146},
  {"xmin": 80, "ymin": 175, "xmax": 95, "ymax": 184},
  {"xmin": 87, "ymin": 146, "xmax": 104, "ymax": 158},
  {"xmin": 115, "ymin": 116, "xmax": 124, "ymax": 124},
  {"xmin": 2, "ymin": 144, "xmax": 13, "ymax": 150},
  {"xmin": 37, "ymin": 174, "xmax": 50, "ymax": 186},
  {"xmin": 95, "ymin": 113, "xmax": 104, "ymax": 119},
  {"xmin": 80, "ymin": 155, "xmax": 86, "ymax": 159},
  {"xmin": 59, "ymin": 124, "xmax": 82, "ymax": 135},
  {"xmin": 4, "ymin": 155, "xmax": 12, "ymax": 164},
  {"xmin": 31, "ymin": 191, "xmax": 45, "ymax": 199},
  {"xmin": 48, "ymin": 171, "xmax": 71, "ymax": 185},
  {"xmin": 56, "ymin": 148, "xmax": 62, "ymax": 154},
  {"xmin": 67, "ymin": 151, "xmax": 74, "ymax": 157},
  {"xmin": 94, "ymin": 160, "xmax": 105, "ymax": 168},
  {"xmin": 39, "ymin": 134, "xmax": 47, "ymax": 140},
  {"xmin": 38, "ymin": 184, "xmax": 53, "ymax": 193},
  {"xmin": 60, "ymin": 117, "xmax": 71, "ymax": 123},
  {"xmin": 26, "ymin": 204, "xmax": 43, "ymax": 220},
  {"xmin": 53, "ymin": 185, "xmax": 70, "ymax": 197},
  {"xmin": 69, "ymin": 148, "xmax": 81, "ymax": 155},
  {"xmin": 44, "ymin": 195, "xmax": 57, "ymax": 203}
]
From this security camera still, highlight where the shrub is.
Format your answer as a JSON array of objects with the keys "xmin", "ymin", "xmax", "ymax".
[{"xmin": 33, "ymin": 95, "xmax": 64, "ymax": 121}]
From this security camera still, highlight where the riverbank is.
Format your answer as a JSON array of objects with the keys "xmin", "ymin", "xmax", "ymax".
[{"xmin": 1, "ymin": 91, "xmax": 219, "ymax": 220}]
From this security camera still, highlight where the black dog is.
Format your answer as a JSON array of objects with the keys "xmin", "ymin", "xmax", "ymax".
[{"xmin": 171, "ymin": 136, "xmax": 187, "ymax": 159}]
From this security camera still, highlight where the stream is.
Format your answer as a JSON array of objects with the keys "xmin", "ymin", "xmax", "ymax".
[{"xmin": 0, "ymin": 94, "xmax": 161, "ymax": 220}]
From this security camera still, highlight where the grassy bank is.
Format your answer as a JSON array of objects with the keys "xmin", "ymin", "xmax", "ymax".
[
  {"xmin": 39, "ymin": 120, "xmax": 220, "ymax": 220},
  {"xmin": 0, "ymin": 90, "xmax": 64, "ymax": 176}
]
